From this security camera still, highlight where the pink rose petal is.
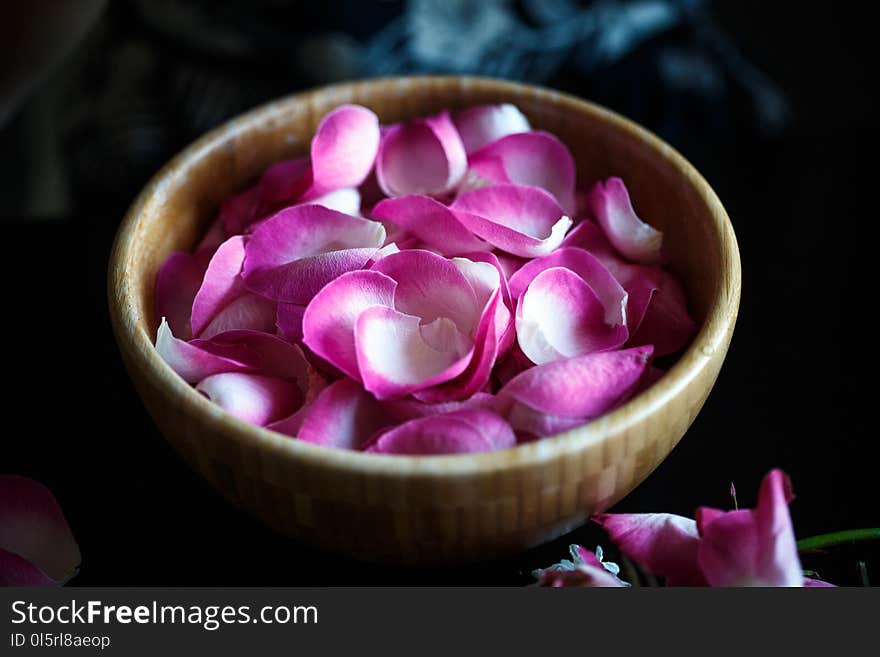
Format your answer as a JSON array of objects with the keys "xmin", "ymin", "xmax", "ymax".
[
  {"xmin": 196, "ymin": 372, "xmax": 303, "ymax": 426},
  {"xmin": 297, "ymin": 378, "xmax": 392, "ymax": 450},
  {"xmin": 0, "ymin": 476, "xmax": 81, "ymax": 585},
  {"xmin": 596, "ymin": 513, "xmax": 706, "ymax": 586},
  {"xmin": 587, "ymin": 177, "xmax": 663, "ymax": 265},
  {"xmin": 381, "ymin": 391, "xmax": 496, "ymax": 422},
  {"xmin": 516, "ymin": 267, "xmax": 628, "ymax": 365},
  {"xmin": 302, "ymin": 269, "xmax": 398, "ymax": 380},
  {"xmin": 155, "ymin": 250, "xmax": 211, "ymax": 341},
  {"xmin": 155, "ymin": 318, "xmax": 259, "ymax": 383},
  {"xmin": 452, "ymin": 183, "xmax": 572, "ymax": 258},
  {"xmin": 467, "ymin": 131, "xmax": 576, "ymax": 212},
  {"xmin": 376, "ymin": 111, "xmax": 467, "ymax": 197},
  {"xmin": 371, "ymin": 195, "xmax": 489, "ymax": 255},
  {"xmin": 497, "ymin": 346, "xmax": 653, "ymax": 435},
  {"xmin": 454, "ymin": 103, "xmax": 531, "ymax": 154},
  {"xmin": 242, "ymin": 204, "xmax": 386, "ymax": 304},
  {"xmin": 219, "ymin": 185, "xmax": 262, "ymax": 236},
  {"xmin": 191, "ymin": 236, "xmax": 275, "ymax": 339},
  {"xmin": 366, "ymin": 409, "xmax": 515, "ymax": 455},
  {"xmin": 355, "ymin": 305, "xmax": 473, "ymax": 400},
  {"xmin": 627, "ymin": 269, "xmax": 696, "ymax": 356},
  {"xmin": 305, "ymin": 104, "xmax": 381, "ymax": 198}
]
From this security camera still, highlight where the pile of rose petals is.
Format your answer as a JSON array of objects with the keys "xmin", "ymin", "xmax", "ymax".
[{"xmin": 155, "ymin": 102, "xmax": 695, "ymax": 456}]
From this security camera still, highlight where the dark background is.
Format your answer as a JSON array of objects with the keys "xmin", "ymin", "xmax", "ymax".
[{"xmin": 2, "ymin": 1, "xmax": 873, "ymax": 585}]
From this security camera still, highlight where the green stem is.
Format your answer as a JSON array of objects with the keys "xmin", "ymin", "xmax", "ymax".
[{"xmin": 797, "ymin": 528, "xmax": 880, "ymax": 552}]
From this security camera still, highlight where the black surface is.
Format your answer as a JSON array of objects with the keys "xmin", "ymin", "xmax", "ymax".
[{"xmin": 3, "ymin": 3, "xmax": 875, "ymax": 585}]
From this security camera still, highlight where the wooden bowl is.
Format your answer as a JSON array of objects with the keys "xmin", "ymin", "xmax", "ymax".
[{"xmin": 108, "ymin": 76, "xmax": 740, "ymax": 564}]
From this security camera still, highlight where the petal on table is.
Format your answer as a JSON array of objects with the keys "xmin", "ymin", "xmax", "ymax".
[
  {"xmin": 0, "ymin": 476, "xmax": 81, "ymax": 585},
  {"xmin": 196, "ymin": 372, "xmax": 303, "ymax": 426},
  {"xmin": 595, "ymin": 513, "xmax": 707, "ymax": 586},
  {"xmin": 586, "ymin": 177, "xmax": 663, "ymax": 265},
  {"xmin": 467, "ymin": 131, "xmax": 576, "ymax": 212},
  {"xmin": 508, "ymin": 247, "xmax": 628, "ymax": 327},
  {"xmin": 355, "ymin": 306, "xmax": 473, "ymax": 400},
  {"xmin": 366, "ymin": 409, "xmax": 515, "ymax": 455},
  {"xmin": 371, "ymin": 249, "xmax": 482, "ymax": 333},
  {"xmin": 371, "ymin": 195, "xmax": 489, "ymax": 254},
  {"xmin": 296, "ymin": 378, "xmax": 392, "ymax": 450},
  {"xmin": 753, "ymin": 469, "xmax": 804, "ymax": 586},
  {"xmin": 302, "ymin": 270, "xmax": 397, "ymax": 380},
  {"xmin": 306, "ymin": 104, "xmax": 381, "ymax": 198},
  {"xmin": 155, "ymin": 318, "xmax": 258, "ymax": 383},
  {"xmin": 497, "ymin": 345, "xmax": 653, "ymax": 418},
  {"xmin": 452, "ymin": 184, "xmax": 572, "ymax": 258},
  {"xmin": 696, "ymin": 509, "xmax": 765, "ymax": 587},
  {"xmin": 376, "ymin": 111, "xmax": 467, "ymax": 197},
  {"xmin": 454, "ymin": 103, "xmax": 531, "ymax": 154},
  {"xmin": 242, "ymin": 204, "xmax": 386, "ymax": 303},
  {"xmin": 155, "ymin": 250, "xmax": 210, "ymax": 341},
  {"xmin": 516, "ymin": 267, "xmax": 628, "ymax": 365}
]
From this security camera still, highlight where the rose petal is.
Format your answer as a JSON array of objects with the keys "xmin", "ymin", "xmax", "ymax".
[
  {"xmin": 306, "ymin": 104, "xmax": 381, "ymax": 198},
  {"xmin": 255, "ymin": 157, "xmax": 312, "ymax": 215},
  {"xmin": 804, "ymin": 577, "xmax": 836, "ymax": 587},
  {"xmin": 220, "ymin": 185, "xmax": 262, "ymax": 235},
  {"xmin": 309, "ymin": 187, "xmax": 362, "ymax": 216},
  {"xmin": 587, "ymin": 177, "xmax": 663, "ymax": 265},
  {"xmin": 302, "ymin": 270, "xmax": 398, "ymax": 380},
  {"xmin": 627, "ymin": 269, "xmax": 696, "ymax": 356},
  {"xmin": 516, "ymin": 267, "xmax": 628, "ymax": 365},
  {"xmin": 536, "ymin": 565, "xmax": 624, "ymax": 588},
  {"xmin": 191, "ymin": 236, "xmax": 274, "ymax": 338},
  {"xmin": 467, "ymin": 131, "xmax": 576, "ymax": 212},
  {"xmin": 276, "ymin": 303, "xmax": 306, "ymax": 343},
  {"xmin": 508, "ymin": 247, "xmax": 628, "ymax": 327},
  {"xmin": 452, "ymin": 184, "xmax": 572, "ymax": 258},
  {"xmin": 371, "ymin": 195, "xmax": 489, "ymax": 254},
  {"xmin": 355, "ymin": 305, "xmax": 473, "ymax": 400},
  {"xmin": 155, "ymin": 251, "xmax": 210, "ymax": 341},
  {"xmin": 696, "ymin": 510, "xmax": 764, "ymax": 587},
  {"xmin": 0, "ymin": 476, "xmax": 81, "ymax": 585},
  {"xmin": 242, "ymin": 204, "xmax": 386, "ymax": 304},
  {"xmin": 376, "ymin": 111, "xmax": 467, "ymax": 197},
  {"xmin": 455, "ymin": 251, "xmax": 515, "ymax": 356},
  {"xmin": 297, "ymin": 378, "xmax": 392, "ymax": 450},
  {"xmin": 497, "ymin": 345, "xmax": 653, "ymax": 423},
  {"xmin": 207, "ymin": 330, "xmax": 314, "ymax": 387},
  {"xmin": 595, "ymin": 513, "xmax": 706, "ymax": 586},
  {"xmin": 381, "ymin": 391, "xmax": 496, "ymax": 422},
  {"xmin": 197, "ymin": 372, "xmax": 303, "ymax": 426},
  {"xmin": 454, "ymin": 103, "xmax": 531, "ymax": 154},
  {"xmin": 753, "ymin": 469, "xmax": 803, "ymax": 586},
  {"xmin": 371, "ymin": 249, "xmax": 482, "ymax": 333},
  {"xmin": 156, "ymin": 318, "xmax": 259, "ymax": 383},
  {"xmin": 366, "ymin": 409, "xmax": 515, "ymax": 455}
]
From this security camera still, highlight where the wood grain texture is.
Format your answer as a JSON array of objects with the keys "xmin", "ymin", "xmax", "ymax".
[{"xmin": 107, "ymin": 76, "xmax": 741, "ymax": 564}]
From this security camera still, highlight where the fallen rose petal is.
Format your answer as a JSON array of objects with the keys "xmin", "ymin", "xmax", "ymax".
[
  {"xmin": 467, "ymin": 131, "xmax": 576, "ymax": 212},
  {"xmin": 497, "ymin": 346, "xmax": 653, "ymax": 432},
  {"xmin": 371, "ymin": 195, "xmax": 489, "ymax": 254},
  {"xmin": 305, "ymin": 104, "xmax": 381, "ymax": 199},
  {"xmin": 516, "ymin": 267, "xmax": 628, "ymax": 365},
  {"xmin": 376, "ymin": 111, "xmax": 467, "ymax": 197},
  {"xmin": 196, "ymin": 372, "xmax": 303, "ymax": 426},
  {"xmin": 155, "ymin": 250, "xmax": 211, "ymax": 340},
  {"xmin": 302, "ymin": 270, "xmax": 398, "ymax": 380},
  {"xmin": 454, "ymin": 103, "xmax": 531, "ymax": 154},
  {"xmin": 242, "ymin": 204, "xmax": 386, "ymax": 304},
  {"xmin": 595, "ymin": 513, "xmax": 707, "ymax": 586},
  {"xmin": 587, "ymin": 177, "xmax": 663, "ymax": 265},
  {"xmin": 366, "ymin": 409, "xmax": 515, "ymax": 455},
  {"xmin": 452, "ymin": 183, "xmax": 572, "ymax": 258},
  {"xmin": 534, "ymin": 544, "xmax": 626, "ymax": 588},
  {"xmin": 0, "ymin": 476, "xmax": 81, "ymax": 585},
  {"xmin": 191, "ymin": 236, "xmax": 275, "ymax": 339},
  {"xmin": 508, "ymin": 247, "xmax": 628, "ymax": 327},
  {"xmin": 355, "ymin": 306, "xmax": 473, "ymax": 400},
  {"xmin": 803, "ymin": 577, "xmax": 836, "ymax": 587},
  {"xmin": 156, "ymin": 318, "xmax": 259, "ymax": 383},
  {"xmin": 296, "ymin": 378, "xmax": 392, "ymax": 449}
]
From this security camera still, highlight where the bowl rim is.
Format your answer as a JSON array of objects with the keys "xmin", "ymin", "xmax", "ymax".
[{"xmin": 108, "ymin": 74, "xmax": 741, "ymax": 478}]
